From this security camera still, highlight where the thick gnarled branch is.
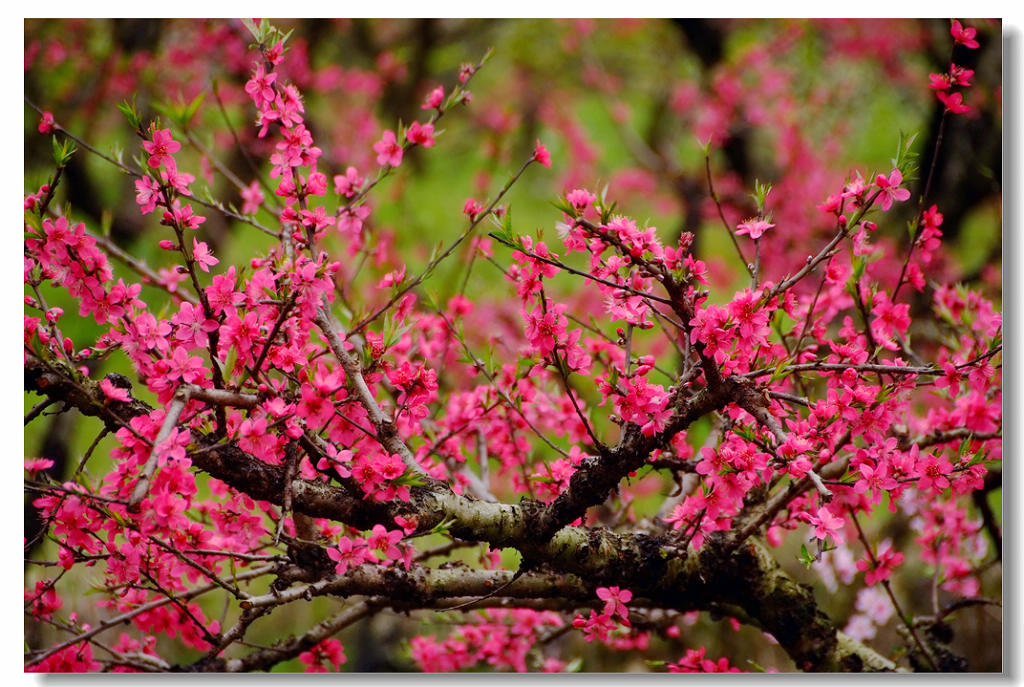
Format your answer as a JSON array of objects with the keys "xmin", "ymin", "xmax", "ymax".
[{"xmin": 27, "ymin": 350, "xmax": 895, "ymax": 672}]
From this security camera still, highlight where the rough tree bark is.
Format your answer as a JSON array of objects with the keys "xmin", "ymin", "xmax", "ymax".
[{"xmin": 25, "ymin": 351, "xmax": 899, "ymax": 672}]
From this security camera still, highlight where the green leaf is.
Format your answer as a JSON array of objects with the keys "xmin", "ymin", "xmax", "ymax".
[
  {"xmin": 421, "ymin": 287, "xmax": 441, "ymax": 313},
  {"xmin": 100, "ymin": 210, "xmax": 113, "ymax": 237},
  {"xmin": 894, "ymin": 130, "xmax": 921, "ymax": 182},
  {"xmin": 51, "ymin": 136, "xmax": 76, "ymax": 166},
  {"xmin": 117, "ymin": 98, "xmax": 141, "ymax": 130},
  {"xmin": 394, "ymin": 470, "xmax": 427, "ymax": 489},
  {"xmin": 768, "ymin": 359, "xmax": 790, "ymax": 385},
  {"xmin": 751, "ymin": 179, "xmax": 773, "ymax": 214},
  {"xmin": 222, "ymin": 345, "xmax": 237, "ymax": 375},
  {"xmin": 851, "ymin": 255, "xmax": 867, "ymax": 283},
  {"xmin": 550, "ymin": 199, "xmax": 575, "ymax": 217},
  {"xmin": 184, "ymin": 92, "xmax": 206, "ymax": 127},
  {"xmin": 798, "ymin": 543, "xmax": 816, "ymax": 568},
  {"xmin": 600, "ymin": 200, "xmax": 617, "ymax": 224},
  {"xmin": 747, "ymin": 660, "xmax": 768, "ymax": 672},
  {"xmin": 240, "ymin": 18, "xmax": 261, "ymax": 41},
  {"xmin": 24, "ymin": 212, "xmax": 42, "ymax": 233},
  {"xmin": 502, "ymin": 206, "xmax": 513, "ymax": 236}
]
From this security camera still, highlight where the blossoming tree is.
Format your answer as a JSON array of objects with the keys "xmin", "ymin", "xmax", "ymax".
[{"xmin": 24, "ymin": 19, "xmax": 1001, "ymax": 672}]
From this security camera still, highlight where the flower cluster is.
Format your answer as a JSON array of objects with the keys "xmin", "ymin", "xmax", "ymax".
[{"xmin": 23, "ymin": 18, "xmax": 1000, "ymax": 675}]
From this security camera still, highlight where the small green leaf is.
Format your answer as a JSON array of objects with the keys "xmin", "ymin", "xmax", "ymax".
[
  {"xmin": 184, "ymin": 92, "xmax": 206, "ymax": 126},
  {"xmin": 240, "ymin": 18, "xmax": 261, "ymax": 40},
  {"xmin": 222, "ymin": 345, "xmax": 238, "ymax": 375},
  {"xmin": 117, "ymin": 98, "xmax": 141, "ymax": 130},
  {"xmin": 100, "ymin": 210, "xmax": 113, "ymax": 237},
  {"xmin": 851, "ymin": 255, "xmax": 867, "ymax": 283},
  {"xmin": 550, "ymin": 199, "xmax": 575, "ymax": 217},
  {"xmin": 600, "ymin": 200, "xmax": 617, "ymax": 224},
  {"xmin": 750, "ymin": 179, "xmax": 773, "ymax": 214},
  {"xmin": 151, "ymin": 100, "xmax": 174, "ymax": 123},
  {"xmin": 51, "ymin": 136, "xmax": 76, "ymax": 166},
  {"xmin": 502, "ymin": 206, "xmax": 513, "ymax": 236},
  {"xmin": 421, "ymin": 287, "xmax": 441, "ymax": 313},
  {"xmin": 798, "ymin": 543, "xmax": 816, "ymax": 568},
  {"xmin": 24, "ymin": 212, "xmax": 42, "ymax": 233}
]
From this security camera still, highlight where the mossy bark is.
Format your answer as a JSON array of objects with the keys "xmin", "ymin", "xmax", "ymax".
[{"xmin": 26, "ymin": 352, "xmax": 898, "ymax": 672}]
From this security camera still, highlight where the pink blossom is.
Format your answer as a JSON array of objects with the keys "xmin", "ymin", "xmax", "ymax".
[
  {"xmin": 668, "ymin": 647, "xmax": 742, "ymax": 673},
  {"xmin": 524, "ymin": 302, "xmax": 568, "ymax": 355},
  {"xmin": 807, "ymin": 506, "xmax": 845, "ymax": 544},
  {"xmin": 143, "ymin": 128, "xmax": 181, "ymax": 170},
  {"xmin": 566, "ymin": 188, "xmax": 597, "ymax": 213},
  {"xmin": 205, "ymin": 267, "xmax": 245, "ymax": 315},
  {"xmin": 533, "ymin": 139, "xmax": 551, "ymax": 168},
  {"xmin": 735, "ymin": 218, "xmax": 774, "ymax": 239},
  {"xmin": 937, "ymin": 90, "xmax": 971, "ymax": 115},
  {"xmin": 171, "ymin": 302, "xmax": 219, "ymax": 347},
  {"xmin": 264, "ymin": 41, "xmax": 284, "ymax": 66},
  {"xmin": 333, "ymin": 166, "xmax": 363, "ymax": 198},
  {"xmin": 161, "ymin": 167, "xmax": 194, "ymax": 196},
  {"xmin": 913, "ymin": 448, "xmax": 954, "ymax": 492},
  {"xmin": 856, "ymin": 539, "xmax": 905, "ymax": 586},
  {"xmin": 299, "ymin": 638, "xmax": 346, "ymax": 672},
  {"xmin": 950, "ymin": 20, "xmax": 979, "ymax": 49},
  {"xmin": 572, "ymin": 610, "xmax": 615, "ymax": 642},
  {"xmin": 421, "ymin": 85, "xmax": 445, "ymax": 110},
  {"xmin": 874, "ymin": 169, "xmax": 910, "ymax": 211},
  {"xmin": 162, "ymin": 203, "xmax": 205, "ymax": 230},
  {"xmin": 373, "ymin": 130, "xmax": 403, "ymax": 167},
  {"xmin": 366, "ymin": 524, "xmax": 403, "ymax": 563},
  {"xmin": 240, "ymin": 180, "xmax": 264, "ymax": 215},
  {"xmin": 315, "ymin": 445, "xmax": 353, "ymax": 477},
  {"xmin": 25, "ymin": 457, "xmax": 55, "ymax": 474},
  {"xmin": 406, "ymin": 121, "xmax": 436, "ymax": 147},
  {"xmin": 191, "ymin": 239, "xmax": 218, "ymax": 272},
  {"xmin": 158, "ymin": 267, "xmax": 188, "ymax": 293},
  {"xmin": 134, "ymin": 176, "xmax": 161, "ymax": 214},
  {"xmin": 949, "ymin": 63, "xmax": 974, "ymax": 87},
  {"xmin": 376, "ymin": 453, "xmax": 406, "ymax": 481},
  {"xmin": 462, "ymin": 198, "xmax": 484, "ymax": 219},
  {"xmin": 928, "ymin": 72, "xmax": 952, "ymax": 91},
  {"xmin": 871, "ymin": 293, "xmax": 911, "ymax": 339},
  {"xmin": 300, "ymin": 206, "xmax": 335, "ymax": 232},
  {"xmin": 595, "ymin": 586, "xmax": 632, "ymax": 622},
  {"xmin": 245, "ymin": 63, "xmax": 277, "ymax": 109},
  {"xmin": 38, "ymin": 111, "xmax": 55, "ymax": 134},
  {"xmin": 854, "ymin": 585, "xmax": 894, "ymax": 624},
  {"xmin": 99, "ymin": 377, "xmax": 131, "ymax": 402},
  {"xmin": 327, "ymin": 537, "xmax": 369, "ymax": 576}
]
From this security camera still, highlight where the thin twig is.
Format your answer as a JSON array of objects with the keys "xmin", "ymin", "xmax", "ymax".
[
  {"xmin": 704, "ymin": 152, "xmax": 752, "ymax": 278},
  {"xmin": 128, "ymin": 387, "xmax": 190, "ymax": 511},
  {"xmin": 849, "ymin": 509, "xmax": 939, "ymax": 671}
]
